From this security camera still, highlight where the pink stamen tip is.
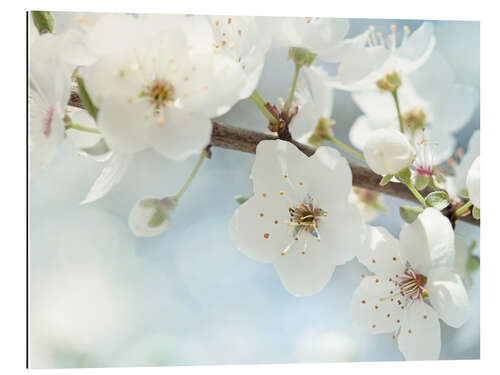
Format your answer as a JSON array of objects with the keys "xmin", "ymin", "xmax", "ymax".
[{"xmin": 43, "ymin": 106, "xmax": 55, "ymax": 136}]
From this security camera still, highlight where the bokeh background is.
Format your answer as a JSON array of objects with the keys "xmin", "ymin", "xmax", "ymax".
[{"xmin": 29, "ymin": 16, "xmax": 480, "ymax": 368}]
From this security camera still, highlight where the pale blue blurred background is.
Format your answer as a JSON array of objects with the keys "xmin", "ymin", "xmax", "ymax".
[{"xmin": 29, "ymin": 17, "xmax": 480, "ymax": 368}]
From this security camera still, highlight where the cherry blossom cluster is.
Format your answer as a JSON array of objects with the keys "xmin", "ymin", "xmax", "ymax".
[{"xmin": 29, "ymin": 12, "xmax": 480, "ymax": 361}]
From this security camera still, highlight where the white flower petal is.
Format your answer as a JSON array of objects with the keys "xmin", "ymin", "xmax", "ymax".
[
  {"xmin": 396, "ymin": 22, "xmax": 436, "ymax": 72},
  {"xmin": 304, "ymin": 65, "xmax": 334, "ymax": 119},
  {"xmin": 358, "ymin": 226, "xmax": 404, "ymax": 277},
  {"xmin": 399, "ymin": 208, "xmax": 455, "ymax": 274},
  {"xmin": 289, "ymin": 100, "xmax": 317, "ymax": 140},
  {"xmin": 147, "ymin": 110, "xmax": 212, "ymax": 161},
  {"xmin": 427, "ymin": 268, "xmax": 469, "ymax": 328},
  {"xmin": 229, "ymin": 194, "xmax": 292, "ymax": 263},
  {"xmin": 251, "ymin": 140, "xmax": 310, "ymax": 201},
  {"xmin": 128, "ymin": 197, "xmax": 177, "ymax": 237},
  {"xmin": 466, "ymin": 156, "xmax": 480, "ymax": 208},
  {"xmin": 350, "ymin": 276, "xmax": 404, "ymax": 334},
  {"xmin": 397, "ymin": 301, "xmax": 441, "ymax": 361},
  {"xmin": 317, "ymin": 204, "xmax": 365, "ymax": 266},
  {"xmin": 273, "ymin": 237, "xmax": 335, "ymax": 296},
  {"xmin": 306, "ymin": 146, "xmax": 352, "ymax": 208},
  {"xmin": 432, "ymin": 84, "xmax": 478, "ymax": 133},
  {"xmin": 81, "ymin": 153, "xmax": 132, "ymax": 204}
]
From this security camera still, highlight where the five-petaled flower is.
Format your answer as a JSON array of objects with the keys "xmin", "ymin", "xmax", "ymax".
[
  {"xmin": 229, "ymin": 140, "xmax": 365, "ymax": 296},
  {"xmin": 351, "ymin": 208, "xmax": 469, "ymax": 360}
]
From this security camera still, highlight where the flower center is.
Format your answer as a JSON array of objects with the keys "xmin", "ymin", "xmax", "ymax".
[
  {"xmin": 141, "ymin": 78, "xmax": 175, "ymax": 110},
  {"xmin": 396, "ymin": 267, "xmax": 428, "ymax": 302},
  {"xmin": 288, "ymin": 194, "xmax": 327, "ymax": 240}
]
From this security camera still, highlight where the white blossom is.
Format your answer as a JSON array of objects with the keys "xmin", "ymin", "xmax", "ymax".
[
  {"xmin": 29, "ymin": 34, "xmax": 72, "ymax": 179},
  {"xmin": 81, "ymin": 20, "xmax": 245, "ymax": 160},
  {"xmin": 348, "ymin": 50, "xmax": 477, "ymax": 164},
  {"xmin": 275, "ymin": 17, "xmax": 350, "ymax": 62},
  {"xmin": 466, "ymin": 156, "xmax": 480, "ymax": 208},
  {"xmin": 348, "ymin": 187, "xmax": 386, "ymax": 223},
  {"xmin": 229, "ymin": 140, "xmax": 365, "ymax": 296},
  {"xmin": 351, "ymin": 208, "xmax": 469, "ymax": 360},
  {"xmin": 363, "ymin": 128, "xmax": 415, "ymax": 176},
  {"xmin": 329, "ymin": 22, "xmax": 436, "ymax": 91}
]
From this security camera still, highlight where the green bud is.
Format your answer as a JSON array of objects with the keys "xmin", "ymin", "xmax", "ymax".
[
  {"xmin": 288, "ymin": 47, "xmax": 317, "ymax": 67},
  {"xmin": 308, "ymin": 117, "xmax": 335, "ymax": 148},
  {"xmin": 32, "ymin": 11, "xmax": 55, "ymax": 34},
  {"xmin": 376, "ymin": 71, "xmax": 401, "ymax": 92},
  {"xmin": 400, "ymin": 205, "xmax": 424, "ymax": 223},
  {"xmin": 472, "ymin": 206, "xmax": 480, "ymax": 219},
  {"xmin": 424, "ymin": 191, "xmax": 450, "ymax": 211}
]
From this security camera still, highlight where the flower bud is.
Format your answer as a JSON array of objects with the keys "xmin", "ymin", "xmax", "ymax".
[
  {"xmin": 128, "ymin": 197, "xmax": 178, "ymax": 237},
  {"xmin": 376, "ymin": 71, "xmax": 401, "ymax": 92},
  {"xmin": 308, "ymin": 117, "xmax": 335, "ymax": 148},
  {"xmin": 403, "ymin": 107, "xmax": 427, "ymax": 134},
  {"xmin": 363, "ymin": 128, "xmax": 415, "ymax": 176},
  {"xmin": 466, "ymin": 156, "xmax": 480, "ymax": 208},
  {"xmin": 288, "ymin": 47, "xmax": 317, "ymax": 67}
]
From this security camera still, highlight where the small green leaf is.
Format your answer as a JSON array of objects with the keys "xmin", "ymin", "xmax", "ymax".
[
  {"xmin": 415, "ymin": 175, "xmax": 430, "ymax": 191},
  {"xmin": 424, "ymin": 191, "xmax": 450, "ymax": 211},
  {"xmin": 148, "ymin": 209, "xmax": 167, "ymax": 228},
  {"xmin": 466, "ymin": 255, "xmax": 480, "ymax": 273},
  {"xmin": 32, "ymin": 11, "xmax": 55, "ymax": 34},
  {"xmin": 76, "ymin": 76, "xmax": 99, "ymax": 121},
  {"xmin": 379, "ymin": 174, "xmax": 393, "ymax": 186},
  {"xmin": 459, "ymin": 188, "xmax": 469, "ymax": 199},
  {"xmin": 234, "ymin": 195, "xmax": 249, "ymax": 205},
  {"xmin": 400, "ymin": 206, "xmax": 424, "ymax": 223},
  {"xmin": 395, "ymin": 168, "xmax": 411, "ymax": 184},
  {"xmin": 472, "ymin": 206, "xmax": 480, "ymax": 219}
]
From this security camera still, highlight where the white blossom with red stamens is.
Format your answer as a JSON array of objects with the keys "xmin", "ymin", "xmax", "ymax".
[
  {"xmin": 229, "ymin": 140, "xmax": 365, "ymax": 296},
  {"xmin": 351, "ymin": 208, "xmax": 469, "ymax": 360}
]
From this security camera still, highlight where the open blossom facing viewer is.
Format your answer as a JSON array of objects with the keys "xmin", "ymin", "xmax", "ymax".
[
  {"xmin": 229, "ymin": 140, "xmax": 365, "ymax": 296},
  {"xmin": 81, "ymin": 17, "xmax": 246, "ymax": 161},
  {"xmin": 351, "ymin": 208, "xmax": 469, "ymax": 360}
]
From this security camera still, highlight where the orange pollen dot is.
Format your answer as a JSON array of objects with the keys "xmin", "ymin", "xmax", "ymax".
[
  {"xmin": 362, "ymin": 300, "xmax": 366, "ymax": 304},
  {"xmin": 221, "ymin": 40, "xmax": 227, "ymax": 46},
  {"xmin": 274, "ymin": 220, "xmax": 278, "ymax": 224},
  {"xmin": 387, "ymin": 314, "xmax": 390, "ymax": 318},
  {"xmin": 375, "ymin": 305, "xmax": 379, "ymax": 310},
  {"xmin": 408, "ymin": 329, "xmax": 412, "ymax": 334},
  {"xmin": 393, "ymin": 257, "xmax": 397, "ymax": 261},
  {"xmin": 280, "ymin": 191, "xmax": 284, "ymax": 195},
  {"xmin": 299, "ymin": 181, "xmax": 304, "ymax": 185},
  {"xmin": 375, "ymin": 279, "xmax": 379, "ymax": 283},
  {"xmin": 259, "ymin": 213, "xmax": 264, "ymax": 217},
  {"xmin": 372, "ymin": 324, "xmax": 376, "ymax": 328},
  {"xmin": 423, "ymin": 315, "xmax": 428, "ymax": 319},
  {"xmin": 361, "ymin": 274, "xmax": 366, "ymax": 278},
  {"xmin": 262, "ymin": 193, "xmax": 267, "ymax": 198},
  {"xmin": 237, "ymin": 29, "xmax": 242, "ymax": 36},
  {"xmin": 372, "ymin": 259, "xmax": 376, "ymax": 263},
  {"xmin": 397, "ymin": 320, "xmax": 400, "ymax": 323},
  {"xmin": 215, "ymin": 20, "xmax": 220, "ymax": 26},
  {"xmin": 263, "ymin": 233, "xmax": 269, "ymax": 239},
  {"xmin": 228, "ymin": 18, "xmax": 232, "ymax": 24}
]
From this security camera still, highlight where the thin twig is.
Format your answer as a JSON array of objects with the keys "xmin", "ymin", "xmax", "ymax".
[{"xmin": 68, "ymin": 91, "xmax": 479, "ymax": 226}]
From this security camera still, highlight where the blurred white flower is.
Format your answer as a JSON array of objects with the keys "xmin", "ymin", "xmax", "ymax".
[
  {"xmin": 466, "ymin": 156, "xmax": 480, "ymax": 208},
  {"xmin": 81, "ymin": 19, "xmax": 245, "ymax": 160},
  {"xmin": 229, "ymin": 140, "xmax": 365, "ymax": 296},
  {"xmin": 348, "ymin": 187, "xmax": 386, "ymax": 223},
  {"xmin": 29, "ymin": 34, "xmax": 72, "ymax": 179},
  {"xmin": 128, "ymin": 196, "xmax": 178, "ymax": 237},
  {"xmin": 349, "ymin": 50, "xmax": 477, "ymax": 164},
  {"xmin": 275, "ymin": 17, "xmax": 350, "ymax": 62},
  {"xmin": 289, "ymin": 65, "xmax": 334, "ymax": 143},
  {"xmin": 446, "ymin": 131, "xmax": 479, "ymax": 200},
  {"xmin": 209, "ymin": 16, "xmax": 272, "ymax": 100},
  {"xmin": 352, "ymin": 208, "xmax": 469, "ymax": 360},
  {"xmin": 363, "ymin": 128, "xmax": 415, "ymax": 176},
  {"xmin": 330, "ymin": 22, "xmax": 436, "ymax": 91},
  {"xmin": 453, "ymin": 234, "xmax": 479, "ymax": 286}
]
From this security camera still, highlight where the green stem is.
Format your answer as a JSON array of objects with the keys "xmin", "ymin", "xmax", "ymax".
[
  {"xmin": 404, "ymin": 181, "xmax": 426, "ymax": 207},
  {"xmin": 249, "ymin": 90, "xmax": 278, "ymax": 125},
  {"xmin": 325, "ymin": 135, "xmax": 365, "ymax": 161},
  {"xmin": 391, "ymin": 90, "xmax": 404, "ymax": 133},
  {"xmin": 454, "ymin": 201, "xmax": 473, "ymax": 217},
  {"xmin": 174, "ymin": 152, "xmax": 206, "ymax": 200},
  {"xmin": 285, "ymin": 63, "xmax": 301, "ymax": 113},
  {"xmin": 65, "ymin": 123, "xmax": 101, "ymax": 134}
]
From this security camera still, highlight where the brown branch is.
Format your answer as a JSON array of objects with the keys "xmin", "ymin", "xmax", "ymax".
[{"xmin": 68, "ymin": 92, "xmax": 479, "ymax": 226}]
